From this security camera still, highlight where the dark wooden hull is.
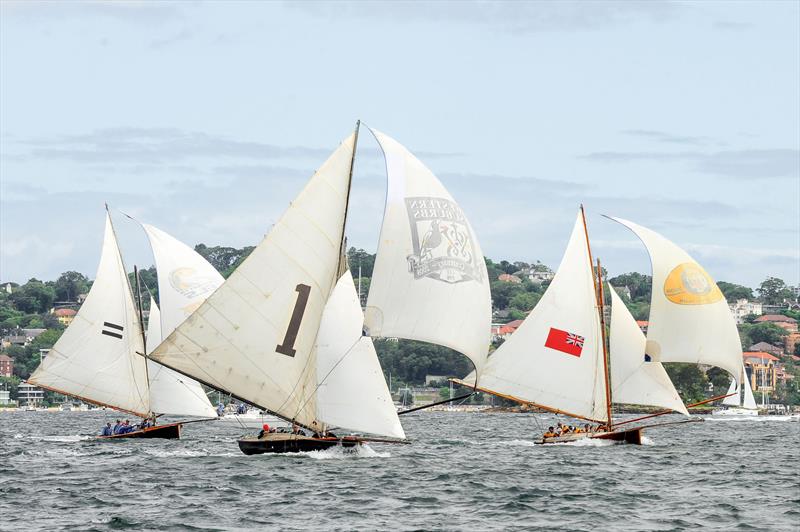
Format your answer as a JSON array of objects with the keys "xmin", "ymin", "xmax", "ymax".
[
  {"xmin": 97, "ymin": 422, "xmax": 182, "ymax": 440},
  {"xmin": 238, "ymin": 433, "xmax": 361, "ymax": 455},
  {"xmin": 537, "ymin": 427, "xmax": 643, "ymax": 445}
]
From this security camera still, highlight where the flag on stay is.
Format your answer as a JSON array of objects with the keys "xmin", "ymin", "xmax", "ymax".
[{"xmin": 544, "ymin": 328, "xmax": 584, "ymax": 357}]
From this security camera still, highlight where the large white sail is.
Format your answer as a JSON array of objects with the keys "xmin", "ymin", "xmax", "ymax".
[
  {"xmin": 364, "ymin": 128, "xmax": 491, "ymax": 377},
  {"xmin": 149, "ymin": 133, "xmax": 356, "ymax": 430},
  {"xmin": 315, "ymin": 273, "xmax": 405, "ymax": 439},
  {"xmin": 721, "ymin": 377, "xmax": 740, "ymax": 407},
  {"xmin": 606, "ymin": 217, "xmax": 742, "ymax": 382},
  {"xmin": 28, "ymin": 213, "xmax": 150, "ymax": 417},
  {"xmin": 742, "ymin": 368, "xmax": 757, "ymax": 409},
  {"xmin": 472, "ymin": 211, "xmax": 608, "ymax": 422},
  {"xmin": 145, "ymin": 297, "xmax": 216, "ymax": 417},
  {"xmin": 609, "ymin": 288, "xmax": 689, "ymax": 415},
  {"xmin": 141, "ymin": 223, "xmax": 224, "ymax": 335}
]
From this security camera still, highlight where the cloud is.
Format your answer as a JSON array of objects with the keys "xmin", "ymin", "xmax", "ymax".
[
  {"xmin": 287, "ymin": 0, "xmax": 685, "ymax": 32},
  {"xmin": 581, "ymin": 149, "xmax": 800, "ymax": 179},
  {"xmin": 0, "ymin": 0, "xmax": 184, "ymax": 24},
  {"xmin": 621, "ymin": 129, "xmax": 713, "ymax": 146}
]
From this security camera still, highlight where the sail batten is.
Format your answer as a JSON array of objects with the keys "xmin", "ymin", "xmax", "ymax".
[{"xmin": 364, "ymin": 128, "xmax": 491, "ymax": 377}]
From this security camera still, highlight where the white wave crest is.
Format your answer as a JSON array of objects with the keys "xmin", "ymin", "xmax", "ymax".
[{"xmin": 301, "ymin": 443, "xmax": 390, "ymax": 460}]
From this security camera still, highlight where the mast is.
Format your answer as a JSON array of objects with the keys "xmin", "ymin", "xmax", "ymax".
[
  {"xmin": 336, "ymin": 120, "xmax": 360, "ymax": 279},
  {"xmin": 596, "ymin": 259, "xmax": 613, "ymax": 429},
  {"xmin": 133, "ymin": 265, "xmax": 151, "ymax": 415},
  {"xmin": 580, "ymin": 206, "xmax": 613, "ymax": 428}
]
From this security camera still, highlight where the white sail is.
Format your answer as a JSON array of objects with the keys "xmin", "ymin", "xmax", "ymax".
[
  {"xmin": 742, "ymin": 368, "xmax": 757, "ymax": 409},
  {"xmin": 609, "ymin": 288, "xmax": 689, "ymax": 415},
  {"xmin": 473, "ymin": 211, "xmax": 608, "ymax": 422},
  {"xmin": 141, "ymin": 223, "xmax": 224, "ymax": 335},
  {"xmin": 145, "ymin": 297, "xmax": 216, "ymax": 417},
  {"xmin": 607, "ymin": 217, "xmax": 742, "ymax": 382},
  {"xmin": 28, "ymin": 213, "xmax": 150, "ymax": 417},
  {"xmin": 149, "ymin": 133, "xmax": 356, "ymax": 430},
  {"xmin": 721, "ymin": 378, "xmax": 740, "ymax": 407},
  {"xmin": 364, "ymin": 128, "xmax": 491, "ymax": 377},
  {"xmin": 315, "ymin": 273, "xmax": 405, "ymax": 439}
]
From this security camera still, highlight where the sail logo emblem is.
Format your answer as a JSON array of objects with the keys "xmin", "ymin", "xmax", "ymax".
[
  {"xmin": 544, "ymin": 328, "xmax": 584, "ymax": 357},
  {"xmin": 101, "ymin": 321, "xmax": 124, "ymax": 340},
  {"xmin": 663, "ymin": 262, "xmax": 723, "ymax": 305},
  {"xmin": 404, "ymin": 197, "xmax": 483, "ymax": 284},
  {"xmin": 169, "ymin": 267, "xmax": 219, "ymax": 300}
]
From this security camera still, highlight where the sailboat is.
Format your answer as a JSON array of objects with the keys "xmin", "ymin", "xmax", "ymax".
[
  {"xmin": 712, "ymin": 364, "xmax": 758, "ymax": 416},
  {"xmin": 27, "ymin": 211, "xmax": 216, "ymax": 439},
  {"xmin": 148, "ymin": 124, "xmax": 406, "ymax": 454},
  {"xmin": 363, "ymin": 127, "xmax": 492, "ymax": 400},
  {"xmin": 452, "ymin": 207, "xmax": 691, "ymax": 445}
]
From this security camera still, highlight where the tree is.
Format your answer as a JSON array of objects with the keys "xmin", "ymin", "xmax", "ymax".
[
  {"xmin": 509, "ymin": 292, "xmax": 540, "ymax": 313},
  {"xmin": 9, "ymin": 279, "xmax": 55, "ymax": 314},
  {"xmin": 608, "ymin": 272, "xmax": 652, "ymax": 303},
  {"xmin": 664, "ymin": 363, "xmax": 707, "ymax": 404},
  {"xmin": 757, "ymin": 277, "xmax": 793, "ymax": 304},
  {"xmin": 717, "ymin": 281, "xmax": 753, "ymax": 303},
  {"xmin": 706, "ymin": 366, "xmax": 732, "ymax": 397},
  {"xmin": 194, "ymin": 244, "xmax": 254, "ymax": 277},
  {"xmin": 347, "ymin": 248, "xmax": 376, "ymax": 278},
  {"xmin": 739, "ymin": 322, "xmax": 787, "ymax": 348},
  {"xmin": 53, "ymin": 271, "xmax": 89, "ymax": 302},
  {"xmin": 490, "ymin": 280, "xmax": 525, "ymax": 310}
]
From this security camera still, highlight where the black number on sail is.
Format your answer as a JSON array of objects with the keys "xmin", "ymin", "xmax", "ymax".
[
  {"xmin": 275, "ymin": 284, "xmax": 311, "ymax": 357},
  {"xmin": 101, "ymin": 321, "xmax": 124, "ymax": 340}
]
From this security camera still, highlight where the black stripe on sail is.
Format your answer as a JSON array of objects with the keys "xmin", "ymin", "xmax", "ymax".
[
  {"xmin": 102, "ymin": 330, "xmax": 123, "ymax": 339},
  {"xmin": 103, "ymin": 322, "xmax": 124, "ymax": 331}
]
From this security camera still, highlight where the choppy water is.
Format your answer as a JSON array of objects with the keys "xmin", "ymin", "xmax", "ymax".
[{"xmin": 1, "ymin": 411, "xmax": 798, "ymax": 531}]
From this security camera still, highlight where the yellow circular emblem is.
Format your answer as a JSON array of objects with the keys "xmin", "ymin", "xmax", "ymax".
[{"xmin": 663, "ymin": 262, "xmax": 723, "ymax": 305}]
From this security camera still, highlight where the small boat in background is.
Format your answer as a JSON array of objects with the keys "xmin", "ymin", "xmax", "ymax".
[{"xmin": 713, "ymin": 365, "xmax": 759, "ymax": 416}]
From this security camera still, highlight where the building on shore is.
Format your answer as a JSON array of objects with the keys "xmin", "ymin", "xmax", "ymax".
[
  {"xmin": 17, "ymin": 382, "xmax": 44, "ymax": 406},
  {"xmin": 0, "ymin": 354, "xmax": 13, "ymax": 377},
  {"xmin": 728, "ymin": 299, "xmax": 763, "ymax": 324}
]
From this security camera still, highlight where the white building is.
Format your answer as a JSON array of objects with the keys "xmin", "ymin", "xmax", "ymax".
[{"xmin": 729, "ymin": 299, "xmax": 764, "ymax": 324}]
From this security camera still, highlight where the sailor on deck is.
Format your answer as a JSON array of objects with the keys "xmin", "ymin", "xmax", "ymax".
[
  {"xmin": 112, "ymin": 420, "xmax": 122, "ymax": 434},
  {"xmin": 542, "ymin": 426, "xmax": 559, "ymax": 438},
  {"xmin": 101, "ymin": 423, "xmax": 113, "ymax": 436},
  {"xmin": 216, "ymin": 403, "xmax": 225, "ymax": 417}
]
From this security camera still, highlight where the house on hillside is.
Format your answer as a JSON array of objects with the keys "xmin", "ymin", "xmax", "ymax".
[
  {"xmin": 728, "ymin": 299, "xmax": 763, "ymax": 324},
  {"xmin": 753, "ymin": 314, "xmax": 798, "ymax": 333},
  {"xmin": 498, "ymin": 273, "xmax": 522, "ymax": 284},
  {"xmin": 743, "ymin": 351, "xmax": 779, "ymax": 392},
  {"xmin": 52, "ymin": 308, "xmax": 77, "ymax": 326},
  {"xmin": 748, "ymin": 342, "xmax": 783, "ymax": 357},
  {"xmin": 784, "ymin": 332, "xmax": 800, "ymax": 357},
  {"xmin": 0, "ymin": 354, "xmax": 13, "ymax": 377}
]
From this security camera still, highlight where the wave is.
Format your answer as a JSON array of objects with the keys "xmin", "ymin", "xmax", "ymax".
[
  {"xmin": 300, "ymin": 443, "xmax": 390, "ymax": 460},
  {"xmin": 705, "ymin": 415, "xmax": 800, "ymax": 422}
]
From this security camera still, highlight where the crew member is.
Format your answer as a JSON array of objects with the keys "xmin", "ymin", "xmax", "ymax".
[
  {"xmin": 258, "ymin": 424, "xmax": 270, "ymax": 438},
  {"xmin": 101, "ymin": 423, "xmax": 113, "ymax": 436},
  {"xmin": 542, "ymin": 426, "xmax": 559, "ymax": 438},
  {"xmin": 112, "ymin": 419, "xmax": 122, "ymax": 434}
]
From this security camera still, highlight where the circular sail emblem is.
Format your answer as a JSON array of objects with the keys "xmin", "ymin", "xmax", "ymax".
[
  {"xmin": 663, "ymin": 262, "xmax": 723, "ymax": 305},
  {"xmin": 169, "ymin": 267, "xmax": 219, "ymax": 300}
]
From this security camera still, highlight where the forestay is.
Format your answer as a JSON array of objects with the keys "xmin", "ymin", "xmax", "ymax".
[
  {"xmin": 28, "ymin": 213, "xmax": 150, "ymax": 417},
  {"xmin": 364, "ymin": 128, "xmax": 491, "ymax": 377},
  {"xmin": 149, "ymin": 134, "xmax": 356, "ymax": 430},
  {"xmin": 315, "ymin": 273, "xmax": 405, "ymax": 439},
  {"xmin": 145, "ymin": 297, "xmax": 216, "ymax": 417},
  {"xmin": 606, "ymin": 217, "xmax": 742, "ymax": 382},
  {"xmin": 608, "ymin": 288, "xmax": 689, "ymax": 415},
  {"xmin": 474, "ymin": 211, "xmax": 608, "ymax": 422}
]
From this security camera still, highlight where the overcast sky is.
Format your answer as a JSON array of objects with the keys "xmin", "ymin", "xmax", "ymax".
[{"xmin": 1, "ymin": 1, "xmax": 798, "ymax": 289}]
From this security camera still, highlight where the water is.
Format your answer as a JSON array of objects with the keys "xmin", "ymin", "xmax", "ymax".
[{"xmin": 1, "ymin": 411, "xmax": 798, "ymax": 531}]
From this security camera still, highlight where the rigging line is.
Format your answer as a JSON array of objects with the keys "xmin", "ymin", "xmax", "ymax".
[{"xmin": 289, "ymin": 335, "xmax": 362, "ymax": 423}]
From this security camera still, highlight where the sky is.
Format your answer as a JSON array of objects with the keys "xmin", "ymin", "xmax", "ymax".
[{"xmin": 1, "ymin": 0, "xmax": 798, "ymax": 290}]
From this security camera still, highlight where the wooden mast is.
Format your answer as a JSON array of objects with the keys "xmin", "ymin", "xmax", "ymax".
[
  {"xmin": 133, "ymin": 265, "xmax": 151, "ymax": 418},
  {"xmin": 580, "ymin": 206, "xmax": 613, "ymax": 429},
  {"xmin": 596, "ymin": 259, "xmax": 613, "ymax": 429}
]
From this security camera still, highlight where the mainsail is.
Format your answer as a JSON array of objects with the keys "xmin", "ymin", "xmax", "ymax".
[
  {"xmin": 468, "ymin": 210, "xmax": 609, "ymax": 422},
  {"xmin": 149, "ymin": 133, "xmax": 358, "ymax": 431},
  {"xmin": 606, "ymin": 217, "xmax": 742, "ymax": 382},
  {"xmin": 145, "ymin": 297, "xmax": 216, "ymax": 417},
  {"xmin": 364, "ymin": 128, "xmax": 491, "ymax": 377},
  {"xmin": 27, "ymin": 213, "xmax": 151, "ymax": 417},
  {"xmin": 608, "ymin": 287, "xmax": 689, "ymax": 415}
]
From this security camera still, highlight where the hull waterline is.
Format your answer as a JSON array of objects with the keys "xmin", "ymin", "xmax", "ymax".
[
  {"xmin": 238, "ymin": 433, "xmax": 361, "ymax": 455},
  {"xmin": 97, "ymin": 422, "xmax": 182, "ymax": 440}
]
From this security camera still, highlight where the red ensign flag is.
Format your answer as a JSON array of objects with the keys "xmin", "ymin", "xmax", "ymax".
[{"xmin": 544, "ymin": 328, "xmax": 584, "ymax": 357}]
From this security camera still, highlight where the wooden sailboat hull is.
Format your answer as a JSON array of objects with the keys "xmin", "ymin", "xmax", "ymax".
[
  {"xmin": 97, "ymin": 422, "xmax": 182, "ymax": 440},
  {"xmin": 537, "ymin": 428, "xmax": 643, "ymax": 445},
  {"xmin": 237, "ymin": 433, "xmax": 361, "ymax": 455}
]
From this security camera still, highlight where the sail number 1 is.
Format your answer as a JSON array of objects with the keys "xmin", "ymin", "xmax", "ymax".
[{"xmin": 275, "ymin": 284, "xmax": 311, "ymax": 357}]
